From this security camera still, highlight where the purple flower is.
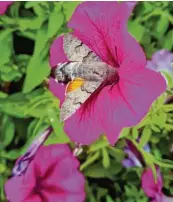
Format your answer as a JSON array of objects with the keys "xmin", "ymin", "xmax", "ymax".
[
  {"xmin": 147, "ymin": 49, "xmax": 173, "ymax": 73},
  {"xmin": 122, "ymin": 140, "xmax": 150, "ymax": 168}
]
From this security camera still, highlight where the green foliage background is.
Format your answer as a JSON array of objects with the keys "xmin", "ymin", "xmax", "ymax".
[{"xmin": 0, "ymin": 1, "xmax": 173, "ymax": 202}]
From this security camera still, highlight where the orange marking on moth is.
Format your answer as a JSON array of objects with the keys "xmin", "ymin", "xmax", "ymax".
[{"xmin": 65, "ymin": 78, "xmax": 85, "ymax": 94}]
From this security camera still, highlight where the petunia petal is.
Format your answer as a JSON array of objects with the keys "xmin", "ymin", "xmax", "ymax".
[
  {"xmin": 49, "ymin": 78, "xmax": 65, "ymax": 104},
  {"xmin": 24, "ymin": 195, "xmax": 42, "ymax": 202},
  {"xmin": 49, "ymin": 35, "xmax": 68, "ymax": 67},
  {"xmin": 0, "ymin": 2, "xmax": 13, "ymax": 15},
  {"xmin": 64, "ymin": 61, "xmax": 166, "ymax": 145},
  {"xmin": 40, "ymin": 191, "xmax": 85, "ymax": 202},
  {"xmin": 42, "ymin": 157, "xmax": 80, "ymax": 187},
  {"xmin": 103, "ymin": 62, "xmax": 166, "ymax": 144},
  {"xmin": 5, "ymin": 162, "xmax": 36, "ymax": 202},
  {"xmin": 68, "ymin": 2, "xmax": 146, "ymax": 67},
  {"xmin": 34, "ymin": 144, "xmax": 73, "ymax": 177},
  {"xmin": 59, "ymin": 171, "xmax": 85, "ymax": 193},
  {"xmin": 141, "ymin": 167, "xmax": 163, "ymax": 198},
  {"xmin": 64, "ymin": 104, "xmax": 103, "ymax": 144},
  {"xmin": 65, "ymin": 193, "xmax": 86, "ymax": 202}
]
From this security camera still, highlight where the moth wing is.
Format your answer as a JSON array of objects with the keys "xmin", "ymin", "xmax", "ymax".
[
  {"xmin": 60, "ymin": 80, "xmax": 102, "ymax": 122},
  {"xmin": 63, "ymin": 34, "xmax": 101, "ymax": 63}
]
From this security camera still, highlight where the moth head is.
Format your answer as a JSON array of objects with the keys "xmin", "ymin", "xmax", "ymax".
[{"xmin": 51, "ymin": 63, "xmax": 71, "ymax": 84}]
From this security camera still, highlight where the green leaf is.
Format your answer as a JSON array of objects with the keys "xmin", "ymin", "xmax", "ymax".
[
  {"xmin": 25, "ymin": 2, "xmax": 40, "ymax": 9},
  {"xmin": 0, "ymin": 89, "xmax": 51, "ymax": 118},
  {"xmin": 120, "ymin": 128, "xmax": 130, "ymax": 138},
  {"xmin": 150, "ymin": 164, "xmax": 157, "ymax": 183},
  {"xmin": 108, "ymin": 146, "xmax": 125, "ymax": 161},
  {"xmin": 0, "ymin": 29, "xmax": 13, "ymax": 66},
  {"xmin": 9, "ymin": 1, "xmax": 20, "ymax": 18},
  {"xmin": 162, "ymin": 30, "xmax": 173, "ymax": 50},
  {"xmin": 89, "ymin": 136, "xmax": 109, "ymax": 152},
  {"xmin": 19, "ymin": 17, "xmax": 44, "ymax": 31},
  {"xmin": 0, "ymin": 115, "xmax": 15, "ymax": 149},
  {"xmin": 84, "ymin": 161, "xmax": 122, "ymax": 178},
  {"xmin": 0, "ymin": 92, "xmax": 8, "ymax": 98},
  {"xmin": 102, "ymin": 148, "xmax": 110, "ymax": 168},
  {"xmin": 132, "ymin": 127, "xmax": 139, "ymax": 139},
  {"xmin": 0, "ymin": 163, "xmax": 6, "ymax": 174},
  {"xmin": 47, "ymin": 108, "xmax": 70, "ymax": 143},
  {"xmin": 25, "ymin": 2, "xmax": 48, "ymax": 17},
  {"xmin": 128, "ymin": 20, "xmax": 145, "ymax": 42},
  {"xmin": 63, "ymin": 1, "xmax": 81, "ymax": 21},
  {"xmin": 0, "ymin": 64, "xmax": 22, "ymax": 82},
  {"xmin": 48, "ymin": 10, "xmax": 64, "ymax": 38},
  {"xmin": 44, "ymin": 131, "xmax": 70, "ymax": 145},
  {"xmin": 156, "ymin": 15, "xmax": 169, "ymax": 37},
  {"xmin": 84, "ymin": 163, "xmax": 111, "ymax": 178},
  {"xmin": 23, "ymin": 57, "xmax": 50, "ymax": 93},
  {"xmin": 33, "ymin": 25, "xmax": 49, "ymax": 56},
  {"xmin": 23, "ymin": 24, "xmax": 51, "ymax": 93},
  {"xmin": 80, "ymin": 151, "xmax": 100, "ymax": 171},
  {"xmin": 0, "ymin": 150, "xmax": 20, "ymax": 160},
  {"xmin": 151, "ymin": 113, "xmax": 167, "ymax": 127},
  {"xmin": 143, "ymin": 2, "xmax": 154, "ymax": 13},
  {"xmin": 124, "ymin": 184, "xmax": 138, "ymax": 197},
  {"xmin": 139, "ymin": 127, "xmax": 152, "ymax": 147},
  {"xmin": 106, "ymin": 195, "xmax": 114, "ymax": 202}
]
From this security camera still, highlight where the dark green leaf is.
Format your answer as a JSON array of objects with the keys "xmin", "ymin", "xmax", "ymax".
[
  {"xmin": 0, "ymin": 115, "xmax": 15, "ymax": 149},
  {"xmin": 0, "ymin": 29, "xmax": 13, "ymax": 66},
  {"xmin": 156, "ymin": 15, "xmax": 169, "ymax": 37}
]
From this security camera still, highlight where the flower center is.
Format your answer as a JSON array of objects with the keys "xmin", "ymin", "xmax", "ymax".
[
  {"xmin": 34, "ymin": 177, "xmax": 44, "ymax": 194},
  {"xmin": 106, "ymin": 69, "xmax": 120, "ymax": 86}
]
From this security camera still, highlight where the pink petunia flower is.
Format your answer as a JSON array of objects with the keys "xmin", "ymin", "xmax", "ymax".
[
  {"xmin": 141, "ymin": 167, "xmax": 173, "ymax": 202},
  {"xmin": 49, "ymin": 2, "xmax": 166, "ymax": 145},
  {"xmin": 0, "ymin": 1, "xmax": 13, "ymax": 15},
  {"xmin": 5, "ymin": 144, "xmax": 85, "ymax": 202}
]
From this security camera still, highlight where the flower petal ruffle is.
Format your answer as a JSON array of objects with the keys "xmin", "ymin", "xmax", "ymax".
[{"xmin": 68, "ymin": 2, "xmax": 146, "ymax": 67}]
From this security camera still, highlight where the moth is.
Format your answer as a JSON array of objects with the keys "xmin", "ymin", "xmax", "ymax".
[{"xmin": 53, "ymin": 34, "xmax": 117, "ymax": 122}]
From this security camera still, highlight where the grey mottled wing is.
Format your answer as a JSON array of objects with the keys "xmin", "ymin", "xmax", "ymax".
[
  {"xmin": 63, "ymin": 34, "xmax": 101, "ymax": 63},
  {"xmin": 60, "ymin": 81, "xmax": 101, "ymax": 122}
]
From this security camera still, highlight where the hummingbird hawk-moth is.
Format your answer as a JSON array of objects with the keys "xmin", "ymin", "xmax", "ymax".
[{"xmin": 53, "ymin": 34, "xmax": 117, "ymax": 122}]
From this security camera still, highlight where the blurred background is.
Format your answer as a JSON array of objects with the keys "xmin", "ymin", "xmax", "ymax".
[{"xmin": 0, "ymin": 1, "xmax": 173, "ymax": 202}]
